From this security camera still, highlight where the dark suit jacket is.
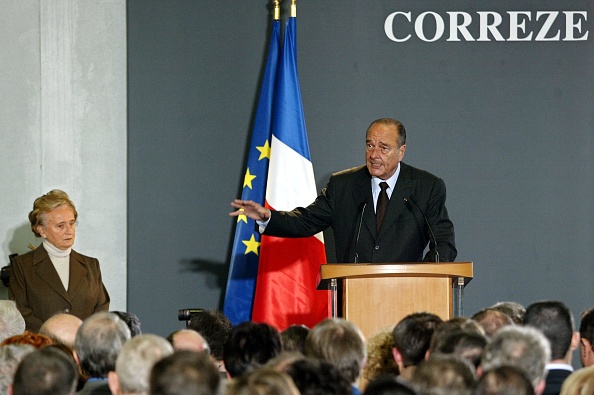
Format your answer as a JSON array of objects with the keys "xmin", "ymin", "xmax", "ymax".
[
  {"xmin": 8, "ymin": 244, "xmax": 110, "ymax": 332},
  {"xmin": 76, "ymin": 379, "xmax": 111, "ymax": 395},
  {"xmin": 266, "ymin": 162, "xmax": 456, "ymax": 263},
  {"xmin": 543, "ymin": 368, "xmax": 572, "ymax": 395}
]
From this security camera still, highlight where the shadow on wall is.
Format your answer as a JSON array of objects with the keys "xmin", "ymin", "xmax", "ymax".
[
  {"xmin": 180, "ymin": 258, "xmax": 229, "ymax": 310},
  {"xmin": 5, "ymin": 222, "xmax": 38, "ymax": 256}
]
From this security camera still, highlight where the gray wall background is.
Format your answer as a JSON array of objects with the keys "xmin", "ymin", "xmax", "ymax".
[
  {"xmin": 0, "ymin": 0, "xmax": 127, "ymax": 310},
  {"xmin": 124, "ymin": 0, "xmax": 593, "ymax": 340}
]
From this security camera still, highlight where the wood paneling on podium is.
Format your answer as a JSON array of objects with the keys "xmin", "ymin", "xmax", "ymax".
[{"xmin": 319, "ymin": 263, "xmax": 473, "ymax": 339}]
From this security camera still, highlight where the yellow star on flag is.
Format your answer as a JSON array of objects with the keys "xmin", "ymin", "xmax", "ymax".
[
  {"xmin": 243, "ymin": 168, "xmax": 257, "ymax": 189},
  {"xmin": 256, "ymin": 140, "xmax": 271, "ymax": 161},
  {"xmin": 237, "ymin": 213, "xmax": 248, "ymax": 224},
  {"xmin": 242, "ymin": 234, "xmax": 261, "ymax": 255}
]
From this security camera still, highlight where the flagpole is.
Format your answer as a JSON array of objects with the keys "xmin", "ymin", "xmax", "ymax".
[
  {"xmin": 274, "ymin": 0, "xmax": 280, "ymax": 21},
  {"xmin": 291, "ymin": 0, "xmax": 296, "ymax": 17}
]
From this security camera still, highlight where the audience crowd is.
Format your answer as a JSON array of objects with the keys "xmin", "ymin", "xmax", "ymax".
[{"xmin": 2, "ymin": 298, "xmax": 594, "ymax": 395}]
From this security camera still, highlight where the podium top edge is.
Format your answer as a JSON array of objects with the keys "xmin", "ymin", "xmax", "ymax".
[{"xmin": 319, "ymin": 262, "xmax": 473, "ymax": 280}]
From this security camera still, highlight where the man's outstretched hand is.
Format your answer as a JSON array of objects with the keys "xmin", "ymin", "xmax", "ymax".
[{"xmin": 229, "ymin": 199, "xmax": 271, "ymax": 222}]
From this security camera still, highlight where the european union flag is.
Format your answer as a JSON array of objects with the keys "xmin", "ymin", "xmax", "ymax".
[{"xmin": 223, "ymin": 19, "xmax": 281, "ymax": 325}]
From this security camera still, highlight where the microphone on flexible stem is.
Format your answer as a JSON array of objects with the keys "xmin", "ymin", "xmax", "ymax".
[
  {"xmin": 404, "ymin": 195, "xmax": 440, "ymax": 263},
  {"xmin": 354, "ymin": 202, "xmax": 367, "ymax": 264}
]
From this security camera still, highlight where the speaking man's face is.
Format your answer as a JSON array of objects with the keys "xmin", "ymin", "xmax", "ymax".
[{"xmin": 365, "ymin": 123, "xmax": 406, "ymax": 180}]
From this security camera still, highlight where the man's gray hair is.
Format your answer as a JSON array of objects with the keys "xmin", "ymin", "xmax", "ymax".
[
  {"xmin": 74, "ymin": 312, "xmax": 131, "ymax": 378},
  {"xmin": 305, "ymin": 318, "xmax": 367, "ymax": 383},
  {"xmin": 0, "ymin": 300, "xmax": 25, "ymax": 342},
  {"xmin": 116, "ymin": 334, "xmax": 173, "ymax": 394},
  {"xmin": 481, "ymin": 325, "xmax": 551, "ymax": 387},
  {"xmin": 0, "ymin": 344, "xmax": 36, "ymax": 393}
]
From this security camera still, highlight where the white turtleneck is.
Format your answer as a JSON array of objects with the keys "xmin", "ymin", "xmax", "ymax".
[{"xmin": 43, "ymin": 239, "xmax": 71, "ymax": 291}]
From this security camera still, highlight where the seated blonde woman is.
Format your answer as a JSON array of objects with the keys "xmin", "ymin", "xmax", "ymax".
[
  {"xmin": 361, "ymin": 327, "xmax": 399, "ymax": 390},
  {"xmin": 560, "ymin": 366, "xmax": 594, "ymax": 395}
]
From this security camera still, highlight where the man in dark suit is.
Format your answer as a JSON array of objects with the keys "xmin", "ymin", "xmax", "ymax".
[
  {"xmin": 230, "ymin": 117, "xmax": 456, "ymax": 263},
  {"xmin": 524, "ymin": 301, "xmax": 580, "ymax": 395}
]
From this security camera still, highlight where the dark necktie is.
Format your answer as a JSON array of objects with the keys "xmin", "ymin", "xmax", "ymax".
[{"xmin": 376, "ymin": 182, "xmax": 389, "ymax": 233}]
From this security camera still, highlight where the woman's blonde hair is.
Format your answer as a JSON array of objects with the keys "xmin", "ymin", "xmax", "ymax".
[
  {"xmin": 28, "ymin": 189, "xmax": 77, "ymax": 237},
  {"xmin": 560, "ymin": 366, "xmax": 594, "ymax": 395}
]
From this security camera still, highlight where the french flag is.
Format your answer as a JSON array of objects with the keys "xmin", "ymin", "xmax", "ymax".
[{"xmin": 251, "ymin": 16, "xmax": 328, "ymax": 330}]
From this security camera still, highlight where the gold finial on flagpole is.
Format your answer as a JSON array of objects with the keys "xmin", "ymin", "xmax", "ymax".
[
  {"xmin": 291, "ymin": 0, "xmax": 296, "ymax": 17},
  {"xmin": 273, "ymin": 0, "xmax": 280, "ymax": 21}
]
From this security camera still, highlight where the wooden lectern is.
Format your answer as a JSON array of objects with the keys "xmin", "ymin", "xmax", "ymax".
[{"xmin": 318, "ymin": 262, "xmax": 473, "ymax": 339}]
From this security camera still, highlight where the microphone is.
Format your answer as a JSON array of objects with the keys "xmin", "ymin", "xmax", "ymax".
[
  {"xmin": 404, "ymin": 195, "xmax": 439, "ymax": 263},
  {"xmin": 354, "ymin": 202, "xmax": 367, "ymax": 264}
]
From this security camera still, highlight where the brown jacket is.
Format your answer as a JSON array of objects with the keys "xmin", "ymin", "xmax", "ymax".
[{"xmin": 8, "ymin": 244, "xmax": 110, "ymax": 332}]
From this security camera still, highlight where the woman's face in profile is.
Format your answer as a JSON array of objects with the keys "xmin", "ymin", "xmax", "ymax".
[{"xmin": 37, "ymin": 205, "xmax": 76, "ymax": 250}]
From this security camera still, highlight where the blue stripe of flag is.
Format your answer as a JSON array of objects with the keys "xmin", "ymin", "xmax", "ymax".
[{"xmin": 272, "ymin": 17, "xmax": 312, "ymax": 162}]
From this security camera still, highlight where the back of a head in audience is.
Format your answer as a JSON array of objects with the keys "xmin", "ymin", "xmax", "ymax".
[
  {"xmin": 1, "ymin": 330, "xmax": 53, "ymax": 348},
  {"xmin": 0, "ymin": 300, "xmax": 25, "ymax": 343},
  {"xmin": 226, "ymin": 368, "xmax": 300, "ymax": 395},
  {"xmin": 38, "ymin": 313, "xmax": 83, "ymax": 347},
  {"xmin": 280, "ymin": 324, "xmax": 309, "ymax": 354},
  {"xmin": 429, "ymin": 317, "xmax": 486, "ymax": 355},
  {"xmin": 579, "ymin": 307, "xmax": 594, "ymax": 367},
  {"xmin": 480, "ymin": 325, "xmax": 550, "ymax": 395},
  {"xmin": 429, "ymin": 317, "xmax": 485, "ymax": 356},
  {"xmin": 490, "ymin": 301, "xmax": 526, "ymax": 325},
  {"xmin": 411, "ymin": 354, "xmax": 476, "ymax": 395},
  {"xmin": 11, "ymin": 346, "xmax": 78, "ymax": 395},
  {"xmin": 471, "ymin": 308, "xmax": 514, "ymax": 338},
  {"xmin": 433, "ymin": 330, "xmax": 488, "ymax": 369},
  {"xmin": 264, "ymin": 351, "xmax": 305, "ymax": 372},
  {"xmin": 187, "ymin": 309, "xmax": 232, "ymax": 362},
  {"xmin": 44, "ymin": 343, "xmax": 86, "ymax": 391},
  {"xmin": 0, "ymin": 344, "xmax": 35, "ymax": 394},
  {"xmin": 392, "ymin": 312, "xmax": 443, "ymax": 381},
  {"xmin": 150, "ymin": 350, "xmax": 220, "ymax": 395},
  {"xmin": 475, "ymin": 365, "xmax": 535, "ymax": 395},
  {"xmin": 108, "ymin": 333, "xmax": 173, "ymax": 395},
  {"xmin": 363, "ymin": 375, "xmax": 417, "ymax": 395},
  {"xmin": 559, "ymin": 365, "xmax": 594, "ymax": 395},
  {"xmin": 305, "ymin": 318, "xmax": 367, "ymax": 386},
  {"xmin": 284, "ymin": 357, "xmax": 352, "ymax": 395},
  {"xmin": 524, "ymin": 300, "xmax": 578, "ymax": 363},
  {"xmin": 363, "ymin": 328, "xmax": 399, "ymax": 385},
  {"xmin": 167, "ymin": 329, "xmax": 210, "ymax": 353},
  {"xmin": 112, "ymin": 311, "xmax": 143, "ymax": 337},
  {"xmin": 224, "ymin": 321, "xmax": 282, "ymax": 378},
  {"xmin": 74, "ymin": 311, "xmax": 131, "ymax": 379}
]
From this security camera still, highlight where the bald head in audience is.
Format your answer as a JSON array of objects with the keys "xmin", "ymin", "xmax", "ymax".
[
  {"xmin": 39, "ymin": 313, "xmax": 83, "ymax": 348},
  {"xmin": 167, "ymin": 329, "xmax": 210, "ymax": 353}
]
